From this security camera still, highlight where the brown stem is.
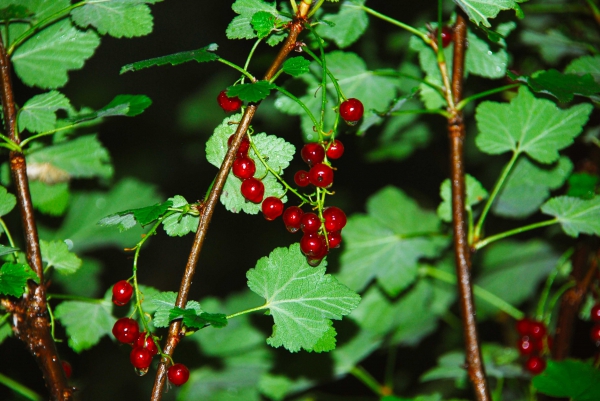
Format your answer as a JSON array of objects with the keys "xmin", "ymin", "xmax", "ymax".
[
  {"xmin": 448, "ymin": 13, "xmax": 490, "ymax": 401},
  {"xmin": 0, "ymin": 35, "xmax": 72, "ymax": 400},
  {"xmin": 149, "ymin": 16, "xmax": 306, "ymax": 401}
]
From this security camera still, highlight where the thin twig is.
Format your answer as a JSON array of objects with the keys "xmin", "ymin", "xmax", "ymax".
[
  {"xmin": 0, "ymin": 35, "xmax": 72, "ymax": 401},
  {"xmin": 447, "ymin": 12, "xmax": 490, "ymax": 401},
  {"xmin": 149, "ymin": 14, "xmax": 307, "ymax": 401}
]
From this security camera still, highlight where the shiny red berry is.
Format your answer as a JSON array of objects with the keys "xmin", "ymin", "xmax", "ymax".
[
  {"xmin": 62, "ymin": 361, "xmax": 72, "ymax": 379},
  {"xmin": 232, "ymin": 157, "xmax": 256, "ymax": 180},
  {"xmin": 168, "ymin": 363, "xmax": 190, "ymax": 386},
  {"xmin": 529, "ymin": 321, "xmax": 547, "ymax": 340},
  {"xmin": 326, "ymin": 139, "xmax": 344, "ymax": 159},
  {"xmin": 301, "ymin": 143, "xmax": 325, "ymax": 166},
  {"xmin": 308, "ymin": 163, "xmax": 334, "ymax": 188},
  {"xmin": 327, "ymin": 230, "xmax": 342, "ymax": 249},
  {"xmin": 516, "ymin": 318, "xmax": 532, "ymax": 336},
  {"xmin": 300, "ymin": 212, "xmax": 321, "ymax": 234},
  {"xmin": 306, "ymin": 239, "xmax": 329, "ymax": 267},
  {"xmin": 283, "ymin": 206, "xmax": 303, "ymax": 233},
  {"xmin": 217, "ymin": 90, "xmax": 242, "ymax": 112},
  {"xmin": 591, "ymin": 324, "xmax": 600, "ymax": 343},
  {"xmin": 294, "ymin": 170, "xmax": 310, "ymax": 187},
  {"xmin": 240, "ymin": 177, "xmax": 264, "ymax": 203},
  {"xmin": 228, "ymin": 134, "xmax": 250, "ymax": 157},
  {"xmin": 524, "ymin": 355, "xmax": 546, "ymax": 375},
  {"xmin": 323, "ymin": 206, "xmax": 347, "ymax": 232},
  {"xmin": 130, "ymin": 347, "xmax": 153, "ymax": 369},
  {"xmin": 112, "ymin": 280, "xmax": 133, "ymax": 306},
  {"xmin": 339, "ymin": 98, "xmax": 364, "ymax": 123},
  {"xmin": 135, "ymin": 332, "xmax": 158, "ymax": 355},
  {"xmin": 300, "ymin": 233, "xmax": 327, "ymax": 257},
  {"xmin": 591, "ymin": 303, "xmax": 600, "ymax": 322},
  {"xmin": 262, "ymin": 197, "xmax": 284, "ymax": 221},
  {"xmin": 112, "ymin": 318, "xmax": 139, "ymax": 344},
  {"xmin": 517, "ymin": 337, "xmax": 535, "ymax": 356},
  {"xmin": 433, "ymin": 26, "xmax": 453, "ymax": 48}
]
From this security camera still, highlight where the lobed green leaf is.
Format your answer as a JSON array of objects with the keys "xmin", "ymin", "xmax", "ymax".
[
  {"xmin": 533, "ymin": 359, "xmax": 600, "ymax": 401},
  {"xmin": 227, "ymin": 81, "xmax": 275, "ymax": 103},
  {"xmin": 453, "ymin": 0, "xmax": 526, "ymax": 27},
  {"xmin": 168, "ymin": 307, "xmax": 228, "ymax": 329},
  {"xmin": 147, "ymin": 291, "xmax": 202, "ymax": 328},
  {"xmin": 567, "ymin": 173, "xmax": 599, "ymax": 200},
  {"xmin": 0, "ymin": 185, "xmax": 16, "ymax": 217},
  {"xmin": 29, "ymin": 181, "xmax": 69, "ymax": 216},
  {"xmin": 98, "ymin": 199, "xmax": 172, "ymax": 231},
  {"xmin": 510, "ymin": 69, "xmax": 600, "ymax": 103},
  {"xmin": 18, "ymin": 91, "xmax": 71, "ymax": 134},
  {"xmin": 161, "ymin": 195, "xmax": 199, "ymax": 237},
  {"xmin": 315, "ymin": 0, "xmax": 368, "ymax": 48},
  {"xmin": 438, "ymin": 174, "xmax": 488, "ymax": 222},
  {"xmin": 566, "ymin": 55, "xmax": 600, "ymax": 84},
  {"xmin": 541, "ymin": 195, "xmax": 600, "ymax": 237},
  {"xmin": 282, "ymin": 56, "xmax": 310, "ymax": 77},
  {"xmin": 120, "ymin": 44, "xmax": 219, "ymax": 74},
  {"xmin": 0, "ymin": 263, "xmax": 38, "ymax": 297},
  {"xmin": 40, "ymin": 239, "xmax": 82, "ymax": 275}
]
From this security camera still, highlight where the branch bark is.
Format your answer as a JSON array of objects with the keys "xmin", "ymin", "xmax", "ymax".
[
  {"xmin": 448, "ymin": 13, "xmax": 491, "ymax": 401},
  {"xmin": 0, "ymin": 37, "xmax": 73, "ymax": 401},
  {"xmin": 150, "ymin": 15, "xmax": 307, "ymax": 401}
]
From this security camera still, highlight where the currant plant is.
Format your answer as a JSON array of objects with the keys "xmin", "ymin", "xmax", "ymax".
[{"xmin": 2, "ymin": 0, "xmax": 600, "ymax": 401}]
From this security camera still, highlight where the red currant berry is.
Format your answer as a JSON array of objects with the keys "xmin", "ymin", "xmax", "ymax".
[
  {"xmin": 433, "ymin": 26, "xmax": 453, "ymax": 48},
  {"xmin": 112, "ymin": 280, "xmax": 133, "ymax": 306},
  {"xmin": 591, "ymin": 324, "xmax": 600, "ymax": 343},
  {"xmin": 307, "ymin": 241, "xmax": 329, "ymax": 267},
  {"xmin": 326, "ymin": 139, "xmax": 344, "ymax": 159},
  {"xmin": 308, "ymin": 163, "xmax": 334, "ymax": 188},
  {"xmin": 130, "ymin": 347, "xmax": 153, "ymax": 369},
  {"xmin": 339, "ymin": 98, "xmax": 364, "ymax": 123},
  {"xmin": 323, "ymin": 206, "xmax": 347, "ymax": 232},
  {"xmin": 529, "ymin": 321, "xmax": 547, "ymax": 340},
  {"xmin": 524, "ymin": 355, "xmax": 546, "ymax": 375},
  {"xmin": 217, "ymin": 90, "xmax": 242, "ymax": 112},
  {"xmin": 262, "ymin": 197, "xmax": 284, "ymax": 221},
  {"xmin": 327, "ymin": 230, "xmax": 342, "ymax": 249},
  {"xmin": 516, "ymin": 318, "xmax": 532, "ymax": 336},
  {"xmin": 228, "ymin": 134, "xmax": 250, "ymax": 157},
  {"xmin": 591, "ymin": 303, "xmax": 600, "ymax": 322},
  {"xmin": 168, "ymin": 363, "xmax": 190, "ymax": 386},
  {"xmin": 240, "ymin": 177, "xmax": 264, "ymax": 203},
  {"xmin": 112, "ymin": 318, "xmax": 140, "ymax": 344},
  {"xmin": 300, "ymin": 233, "xmax": 327, "ymax": 257},
  {"xmin": 517, "ymin": 337, "xmax": 535, "ymax": 355},
  {"xmin": 232, "ymin": 157, "xmax": 256, "ymax": 180},
  {"xmin": 300, "ymin": 212, "xmax": 321, "ymax": 234},
  {"xmin": 301, "ymin": 143, "xmax": 325, "ymax": 166},
  {"xmin": 294, "ymin": 170, "xmax": 310, "ymax": 187},
  {"xmin": 283, "ymin": 206, "xmax": 303, "ymax": 233},
  {"xmin": 135, "ymin": 332, "xmax": 158, "ymax": 356},
  {"xmin": 62, "ymin": 361, "xmax": 72, "ymax": 379}
]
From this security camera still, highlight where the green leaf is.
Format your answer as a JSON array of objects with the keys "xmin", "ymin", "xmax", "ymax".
[
  {"xmin": 206, "ymin": 115, "xmax": 294, "ymax": 214},
  {"xmin": 12, "ymin": 19, "xmax": 100, "ymax": 89},
  {"xmin": 533, "ymin": 359, "xmax": 600, "ymax": 401},
  {"xmin": 282, "ymin": 56, "xmax": 310, "ymax": 77},
  {"xmin": 18, "ymin": 91, "xmax": 71, "ymax": 133},
  {"xmin": 28, "ymin": 134, "xmax": 112, "ymax": 180},
  {"xmin": 120, "ymin": 44, "xmax": 219, "ymax": 74},
  {"xmin": 227, "ymin": 81, "xmax": 275, "ymax": 103},
  {"xmin": 0, "ymin": 185, "xmax": 16, "ymax": 217},
  {"xmin": 465, "ymin": 25, "xmax": 512, "ymax": 79},
  {"xmin": 475, "ymin": 240, "xmax": 559, "ymax": 319},
  {"xmin": 29, "ymin": 180, "xmax": 69, "ymax": 216},
  {"xmin": 0, "ymin": 4, "xmax": 32, "ymax": 20},
  {"xmin": 308, "ymin": 321, "xmax": 337, "ymax": 353},
  {"xmin": 337, "ymin": 186, "xmax": 447, "ymax": 296},
  {"xmin": 161, "ymin": 195, "xmax": 199, "ymax": 237},
  {"xmin": 40, "ymin": 239, "xmax": 82, "ymax": 275},
  {"xmin": 226, "ymin": 0, "xmax": 282, "ymax": 41},
  {"xmin": 453, "ymin": 0, "xmax": 526, "ymax": 27},
  {"xmin": 521, "ymin": 29, "xmax": 587, "ymax": 65},
  {"xmin": 475, "ymin": 86, "xmax": 593, "ymax": 163},
  {"xmin": 146, "ymin": 291, "xmax": 202, "ymax": 328},
  {"xmin": 0, "ymin": 263, "xmax": 37, "ymax": 297},
  {"xmin": 567, "ymin": 173, "xmax": 599, "ymax": 200},
  {"xmin": 493, "ymin": 156, "xmax": 573, "ymax": 219},
  {"xmin": 541, "ymin": 195, "xmax": 600, "ymax": 237},
  {"xmin": 98, "ymin": 200, "xmax": 172, "ymax": 230},
  {"xmin": 53, "ymin": 258, "xmax": 102, "ymax": 297},
  {"xmin": 71, "ymin": 95, "xmax": 153, "ymax": 123},
  {"xmin": 438, "ymin": 174, "xmax": 489, "ymax": 222},
  {"xmin": 409, "ymin": 34, "xmax": 452, "ymax": 109},
  {"xmin": 54, "ymin": 289, "xmax": 114, "ymax": 352},
  {"xmin": 49, "ymin": 178, "xmax": 162, "ymax": 252},
  {"xmin": 512, "ymin": 69, "xmax": 600, "ymax": 103},
  {"xmin": 71, "ymin": 0, "xmax": 160, "ymax": 38},
  {"xmin": 246, "ymin": 244, "xmax": 361, "ymax": 352},
  {"xmin": 316, "ymin": 0, "xmax": 368, "ymax": 48},
  {"xmin": 168, "ymin": 307, "xmax": 227, "ymax": 329},
  {"xmin": 258, "ymin": 373, "xmax": 295, "ymax": 401},
  {"xmin": 566, "ymin": 55, "xmax": 600, "ymax": 84},
  {"xmin": 0, "ymin": 245, "xmax": 19, "ymax": 256},
  {"xmin": 251, "ymin": 11, "xmax": 276, "ymax": 39}
]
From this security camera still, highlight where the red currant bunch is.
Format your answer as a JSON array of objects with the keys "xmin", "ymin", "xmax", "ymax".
[
  {"xmin": 227, "ymin": 134, "xmax": 266, "ymax": 204},
  {"xmin": 112, "ymin": 280, "xmax": 133, "ymax": 306},
  {"xmin": 339, "ymin": 98, "xmax": 364, "ymax": 125},
  {"xmin": 217, "ymin": 90, "xmax": 242, "ymax": 112},
  {"xmin": 168, "ymin": 363, "xmax": 190, "ymax": 386},
  {"xmin": 515, "ymin": 317, "xmax": 549, "ymax": 375}
]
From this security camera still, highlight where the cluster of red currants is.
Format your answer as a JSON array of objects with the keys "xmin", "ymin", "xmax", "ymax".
[
  {"xmin": 515, "ymin": 318, "xmax": 550, "ymax": 375},
  {"xmin": 227, "ymin": 133, "xmax": 267, "ymax": 204},
  {"xmin": 589, "ymin": 303, "xmax": 600, "ymax": 344},
  {"xmin": 111, "ymin": 281, "xmax": 189, "ymax": 386}
]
